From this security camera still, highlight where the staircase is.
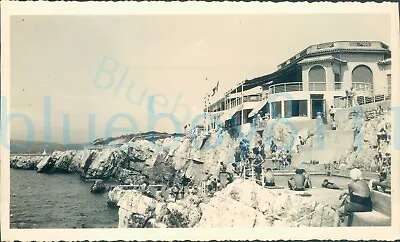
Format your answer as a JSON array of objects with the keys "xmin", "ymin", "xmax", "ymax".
[{"xmin": 291, "ymin": 129, "xmax": 354, "ymax": 166}]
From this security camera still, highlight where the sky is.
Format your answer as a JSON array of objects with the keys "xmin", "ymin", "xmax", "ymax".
[{"xmin": 9, "ymin": 14, "xmax": 391, "ymax": 144}]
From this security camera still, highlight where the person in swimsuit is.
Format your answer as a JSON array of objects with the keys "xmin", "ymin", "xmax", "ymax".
[
  {"xmin": 264, "ymin": 168, "xmax": 276, "ymax": 187},
  {"xmin": 288, "ymin": 169, "xmax": 308, "ymax": 191},
  {"xmin": 334, "ymin": 168, "xmax": 373, "ymax": 226},
  {"xmin": 322, "ymin": 179, "xmax": 341, "ymax": 190}
]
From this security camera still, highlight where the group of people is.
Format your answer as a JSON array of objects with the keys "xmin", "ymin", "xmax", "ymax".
[
  {"xmin": 271, "ymin": 149, "xmax": 292, "ymax": 168},
  {"xmin": 252, "ymin": 112, "xmax": 270, "ymax": 129},
  {"xmin": 203, "ymin": 167, "xmax": 234, "ymax": 197},
  {"xmin": 233, "ymin": 139, "xmax": 266, "ymax": 183}
]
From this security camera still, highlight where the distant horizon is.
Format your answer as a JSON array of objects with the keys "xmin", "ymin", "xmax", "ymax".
[{"xmin": 11, "ymin": 129, "xmax": 186, "ymax": 145}]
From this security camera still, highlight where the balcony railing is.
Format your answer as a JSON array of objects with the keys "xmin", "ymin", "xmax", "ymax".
[
  {"xmin": 309, "ymin": 82, "xmax": 327, "ymax": 91},
  {"xmin": 267, "ymin": 81, "xmax": 374, "ymax": 95},
  {"xmin": 333, "ymin": 86, "xmax": 390, "ymax": 108},
  {"xmin": 269, "ymin": 82, "xmax": 303, "ymax": 94},
  {"xmin": 351, "ymin": 82, "xmax": 372, "ymax": 92},
  {"xmin": 334, "ymin": 82, "xmax": 342, "ymax": 91}
]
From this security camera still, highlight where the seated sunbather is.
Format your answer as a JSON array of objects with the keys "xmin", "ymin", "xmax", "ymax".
[
  {"xmin": 264, "ymin": 168, "xmax": 275, "ymax": 187},
  {"xmin": 334, "ymin": 168, "xmax": 372, "ymax": 227},
  {"xmin": 288, "ymin": 169, "xmax": 311, "ymax": 191}
]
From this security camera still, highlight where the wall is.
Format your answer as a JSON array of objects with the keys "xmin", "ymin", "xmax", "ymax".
[{"xmin": 339, "ymin": 52, "xmax": 387, "ymax": 93}]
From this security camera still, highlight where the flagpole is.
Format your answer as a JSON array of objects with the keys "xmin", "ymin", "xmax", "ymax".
[{"xmin": 241, "ymin": 82, "xmax": 244, "ymax": 126}]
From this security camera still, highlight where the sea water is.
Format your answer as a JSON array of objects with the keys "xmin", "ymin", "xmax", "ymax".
[{"xmin": 10, "ymin": 169, "xmax": 119, "ymax": 229}]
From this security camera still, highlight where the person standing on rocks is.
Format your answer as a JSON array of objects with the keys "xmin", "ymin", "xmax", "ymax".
[
  {"xmin": 270, "ymin": 140, "xmax": 277, "ymax": 155},
  {"xmin": 253, "ymin": 154, "xmax": 264, "ymax": 185}
]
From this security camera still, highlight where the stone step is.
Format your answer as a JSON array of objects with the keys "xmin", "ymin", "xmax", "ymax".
[
  {"xmin": 348, "ymin": 211, "xmax": 391, "ymax": 227},
  {"xmin": 370, "ymin": 190, "xmax": 391, "ymax": 217}
]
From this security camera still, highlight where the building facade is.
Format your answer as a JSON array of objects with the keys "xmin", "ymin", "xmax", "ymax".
[{"xmin": 206, "ymin": 41, "xmax": 392, "ymax": 128}]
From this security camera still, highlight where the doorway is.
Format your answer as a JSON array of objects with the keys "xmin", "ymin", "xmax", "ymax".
[{"xmin": 310, "ymin": 94, "xmax": 326, "ymax": 119}]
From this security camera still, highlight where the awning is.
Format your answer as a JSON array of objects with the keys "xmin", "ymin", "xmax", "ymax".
[
  {"xmin": 248, "ymin": 99, "xmax": 269, "ymax": 118},
  {"xmin": 220, "ymin": 106, "xmax": 241, "ymax": 122}
]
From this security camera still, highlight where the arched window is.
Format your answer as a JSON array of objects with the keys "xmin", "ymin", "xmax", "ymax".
[
  {"xmin": 308, "ymin": 65, "xmax": 326, "ymax": 91},
  {"xmin": 352, "ymin": 65, "xmax": 373, "ymax": 90}
]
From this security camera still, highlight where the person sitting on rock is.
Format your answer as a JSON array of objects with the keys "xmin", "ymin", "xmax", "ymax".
[
  {"xmin": 192, "ymin": 184, "xmax": 199, "ymax": 195},
  {"xmin": 371, "ymin": 171, "xmax": 391, "ymax": 194},
  {"xmin": 231, "ymin": 162, "xmax": 240, "ymax": 176},
  {"xmin": 334, "ymin": 168, "xmax": 373, "ymax": 227},
  {"xmin": 281, "ymin": 151, "xmax": 288, "ymax": 168},
  {"xmin": 139, "ymin": 181, "xmax": 148, "ymax": 192},
  {"xmin": 377, "ymin": 127, "xmax": 388, "ymax": 147},
  {"xmin": 271, "ymin": 152, "xmax": 277, "ymax": 166},
  {"xmin": 286, "ymin": 150, "xmax": 292, "ymax": 166},
  {"xmin": 219, "ymin": 162, "xmax": 227, "ymax": 174},
  {"xmin": 288, "ymin": 169, "xmax": 310, "ymax": 191},
  {"xmin": 303, "ymin": 170, "xmax": 312, "ymax": 188},
  {"xmin": 171, "ymin": 184, "xmax": 180, "ymax": 201},
  {"xmin": 322, "ymin": 179, "xmax": 341, "ymax": 190},
  {"xmin": 264, "ymin": 168, "xmax": 276, "ymax": 187}
]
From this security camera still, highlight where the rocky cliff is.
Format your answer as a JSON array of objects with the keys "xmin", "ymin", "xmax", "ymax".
[{"xmin": 109, "ymin": 180, "xmax": 336, "ymax": 228}]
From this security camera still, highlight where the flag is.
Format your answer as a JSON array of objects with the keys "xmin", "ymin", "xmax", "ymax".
[{"xmin": 212, "ymin": 81, "xmax": 219, "ymax": 96}]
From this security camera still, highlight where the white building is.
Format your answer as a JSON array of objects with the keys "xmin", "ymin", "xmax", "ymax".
[{"xmin": 206, "ymin": 41, "xmax": 392, "ymax": 128}]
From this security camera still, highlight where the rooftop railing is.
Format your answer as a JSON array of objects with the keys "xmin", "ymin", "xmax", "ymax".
[{"xmin": 269, "ymin": 82, "xmax": 303, "ymax": 94}]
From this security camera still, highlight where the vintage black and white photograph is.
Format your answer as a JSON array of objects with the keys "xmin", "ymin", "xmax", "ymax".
[{"xmin": 1, "ymin": 2, "xmax": 399, "ymax": 241}]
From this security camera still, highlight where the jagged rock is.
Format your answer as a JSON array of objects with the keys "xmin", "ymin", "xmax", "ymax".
[
  {"xmin": 146, "ymin": 218, "xmax": 168, "ymax": 228},
  {"xmin": 117, "ymin": 190, "xmax": 157, "ymax": 228},
  {"xmin": 36, "ymin": 156, "xmax": 55, "ymax": 173},
  {"xmin": 90, "ymin": 180, "xmax": 106, "ymax": 194},
  {"xmin": 107, "ymin": 186, "xmax": 127, "ymax": 206},
  {"xmin": 163, "ymin": 198, "xmax": 202, "ymax": 228},
  {"xmin": 69, "ymin": 150, "xmax": 95, "ymax": 173},
  {"xmin": 85, "ymin": 148, "xmax": 127, "ymax": 179},
  {"xmin": 155, "ymin": 202, "xmax": 168, "ymax": 221},
  {"xmin": 197, "ymin": 195, "xmax": 265, "ymax": 228},
  {"xmin": 52, "ymin": 150, "xmax": 76, "ymax": 172},
  {"xmin": 10, "ymin": 156, "xmax": 42, "ymax": 170}
]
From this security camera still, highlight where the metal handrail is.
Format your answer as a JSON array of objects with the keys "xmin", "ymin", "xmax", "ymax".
[
  {"xmin": 269, "ymin": 82, "xmax": 303, "ymax": 94},
  {"xmin": 333, "ymin": 86, "xmax": 391, "ymax": 108}
]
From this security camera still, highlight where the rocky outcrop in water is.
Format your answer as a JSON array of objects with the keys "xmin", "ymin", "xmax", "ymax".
[
  {"xmin": 10, "ymin": 139, "xmax": 170, "ymax": 181},
  {"xmin": 10, "ymin": 156, "xmax": 43, "ymax": 170}
]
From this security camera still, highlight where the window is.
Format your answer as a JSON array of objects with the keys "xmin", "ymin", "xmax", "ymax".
[
  {"xmin": 284, "ymin": 100, "xmax": 308, "ymax": 118},
  {"xmin": 271, "ymin": 101, "xmax": 282, "ymax": 119},
  {"xmin": 352, "ymin": 65, "xmax": 373, "ymax": 90},
  {"xmin": 334, "ymin": 73, "xmax": 341, "ymax": 90},
  {"xmin": 308, "ymin": 65, "xmax": 326, "ymax": 91}
]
